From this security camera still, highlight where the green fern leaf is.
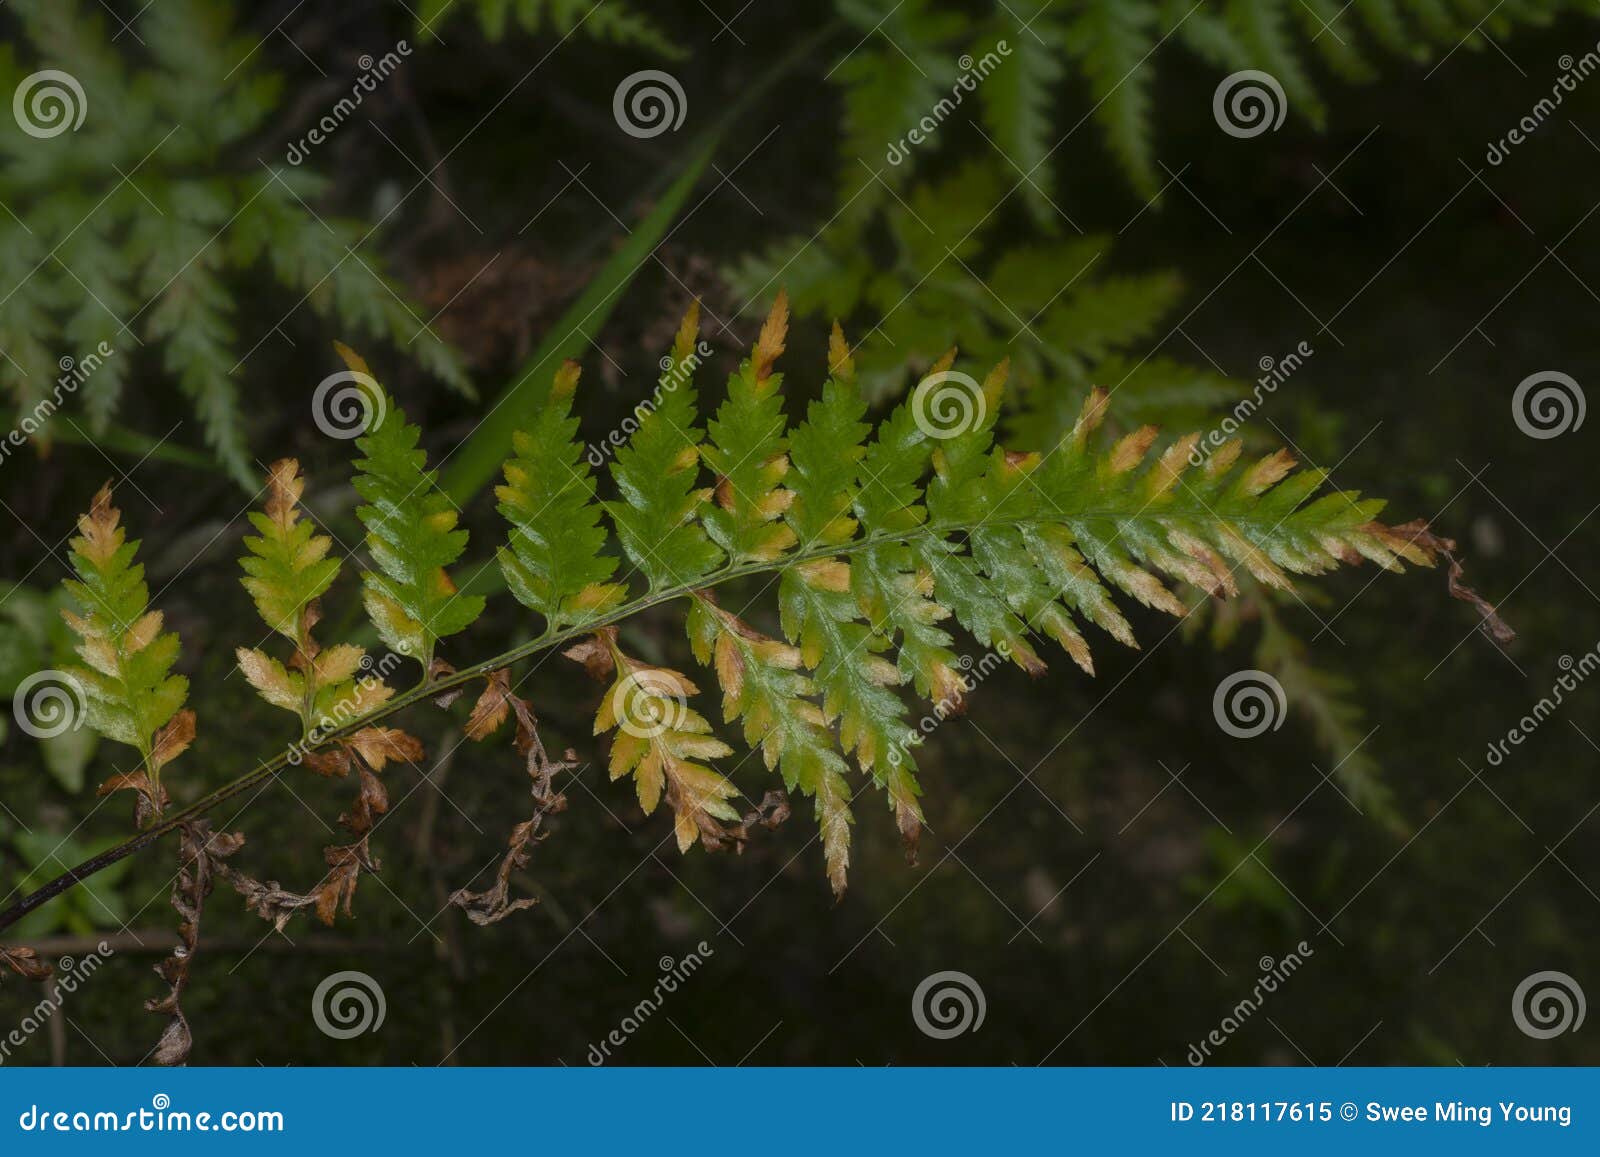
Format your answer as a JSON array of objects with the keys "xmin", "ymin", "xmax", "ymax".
[
  {"xmin": 780, "ymin": 328, "xmax": 924, "ymax": 849},
  {"xmin": 235, "ymin": 458, "xmax": 396, "ymax": 732},
  {"xmin": 497, "ymin": 360, "xmax": 626, "ymax": 631},
  {"xmin": 239, "ymin": 459, "xmax": 340, "ymax": 646},
  {"xmin": 980, "ymin": 6, "xmax": 1066, "ymax": 223},
  {"xmin": 60, "ymin": 485, "xmax": 192, "ymax": 814},
  {"xmin": 688, "ymin": 595, "xmax": 855, "ymax": 895},
  {"xmin": 835, "ymin": 0, "xmax": 965, "ymax": 206},
  {"xmin": 606, "ymin": 304, "xmax": 725, "ymax": 590},
  {"xmin": 701, "ymin": 294, "xmax": 798, "ymax": 564},
  {"xmin": 0, "ymin": 0, "xmax": 467, "ymax": 484},
  {"xmin": 1063, "ymin": 0, "xmax": 1161, "ymax": 199},
  {"xmin": 345, "ymin": 344, "xmax": 484, "ymax": 669}
]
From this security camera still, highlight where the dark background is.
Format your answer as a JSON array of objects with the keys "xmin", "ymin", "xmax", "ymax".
[{"xmin": 1, "ymin": 0, "xmax": 1597, "ymax": 1066}]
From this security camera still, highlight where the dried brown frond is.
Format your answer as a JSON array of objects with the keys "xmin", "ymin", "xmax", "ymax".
[
  {"xmin": 147, "ymin": 822, "xmax": 245, "ymax": 1065},
  {"xmin": 451, "ymin": 669, "xmax": 576, "ymax": 925}
]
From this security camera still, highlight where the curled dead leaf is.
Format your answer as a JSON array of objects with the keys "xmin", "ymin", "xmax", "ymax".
[
  {"xmin": 465, "ymin": 668, "xmax": 514, "ymax": 739},
  {"xmin": 1388, "ymin": 520, "xmax": 1515, "ymax": 644},
  {"xmin": 347, "ymin": 726, "xmax": 424, "ymax": 772},
  {"xmin": 563, "ymin": 629, "xmax": 618, "ymax": 681},
  {"xmin": 0, "ymin": 944, "xmax": 54, "ymax": 983}
]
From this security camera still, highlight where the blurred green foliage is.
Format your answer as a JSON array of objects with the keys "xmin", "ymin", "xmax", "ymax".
[{"xmin": 0, "ymin": 0, "xmax": 468, "ymax": 483}]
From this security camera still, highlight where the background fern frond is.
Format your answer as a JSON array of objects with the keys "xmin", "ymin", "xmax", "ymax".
[{"xmin": 0, "ymin": 0, "xmax": 468, "ymax": 483}]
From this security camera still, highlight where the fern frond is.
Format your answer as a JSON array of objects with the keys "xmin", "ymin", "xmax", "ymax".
[
  {"xmin": 567, "ymin": 629, "xmax": 740, "ymax": 853},
  {"xmin": 611, "ymin": 307, "xmax": 1429, "ymax": 890},
  {"xmin": 701, "ymin": 292, "xmax": 798, "ymax": 564},
  {"xmin": 835, "ymin": 0, "xmax": 965, "ymax": 207},
  {"xmin": 236, "ymin": 458, "xmax": 396, "ymax": 733},
  {"xmin": 60, "ymin": 485, "xmax": 192, "ymax": 819},
  {"xmin": 496, "ymin": 360, "xmax": 626, "ymax": 631},
  {"xmin": 537, "ymin": 294, "xmax": 1441, "ymax": 891},
  {"xmin": 824, "ymin": 0, "xmax": 1580, "ymax": 200},
  {"xmin": 687, "ymin": 594, "xmax": 855, "ymax": 895},
  {"xmin": 344, "ymin": 345, "xmax": 484, "ymax": 670},
  {"xmin": 239, "ymin": 459, "xmax": 340, "ymax": 647},
  {"xmin": 979, "ymin": 5, "xmax": 1066, "ymax": 223},
  {"xmin": 781, "ymin": 327, "xmax": 925, "ymax": 852},
  {"xmin": 0, "ymin": 0, "xmax": 467, "ymax": 483},
  {"xmin": 1063, "ymin": 0, "xmax": 1161, "ymax": 199},
  {"xmin": 606, "ymin": 304, "xmax": 725, "ymax": 590},
  {"xmin": 42, "ymin": 311, "xmax": 1450, "ymax": 900}
]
